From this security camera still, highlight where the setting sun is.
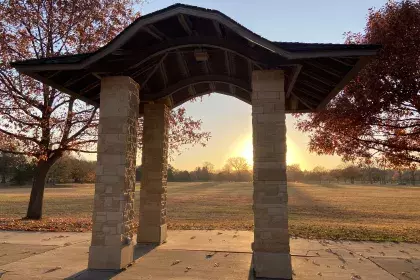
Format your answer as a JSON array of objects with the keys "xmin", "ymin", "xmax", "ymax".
[{"xmin": 229, "ymin": 134, "xmax": 303, "ymax": 168}]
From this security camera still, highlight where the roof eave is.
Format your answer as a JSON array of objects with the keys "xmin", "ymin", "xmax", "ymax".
[{"xmin": 316, "ymin": 56, "xmax": 373, "ymax": 111}]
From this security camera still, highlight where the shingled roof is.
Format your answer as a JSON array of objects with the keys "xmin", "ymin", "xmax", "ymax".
[{"xmin": 11, "ymin": 3, "xmax": 380, "ymax": 113}]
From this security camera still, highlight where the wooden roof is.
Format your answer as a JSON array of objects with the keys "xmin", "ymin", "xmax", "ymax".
[{"xmin": 11, "ymin": 4, "xmax": 380, "ymax": 113}]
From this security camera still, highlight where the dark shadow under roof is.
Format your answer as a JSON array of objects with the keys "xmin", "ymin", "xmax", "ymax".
[{"xmin": 11, "ymin": 3, "xmax": 380, "ymax": 113}]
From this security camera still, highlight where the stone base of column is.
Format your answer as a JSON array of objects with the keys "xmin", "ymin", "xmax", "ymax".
[
  {"xmin": 252, "ymin": 251, "xmax": 292, "ymax": 279},
  {"xmin": 88, "ymin": 243, "xmax": 134, "ymax": 270},
  {"xmin": 137, "ymin": 224, "xmax": 167, "ymax": 244}
]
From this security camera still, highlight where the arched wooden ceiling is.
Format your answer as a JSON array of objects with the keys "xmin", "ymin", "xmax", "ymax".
[{"xmin": 11, "ymin": 4, "xmax": 380, "ymax": 113}]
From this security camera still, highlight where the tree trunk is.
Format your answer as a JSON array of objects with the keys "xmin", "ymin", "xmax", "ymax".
[
  {"xmin": 1, "ymin": 173, "xmax": 5, "ymax": 184},
  {"xmin": 25, "ymin": 159, "xmax": 56, "ymax": 220}
]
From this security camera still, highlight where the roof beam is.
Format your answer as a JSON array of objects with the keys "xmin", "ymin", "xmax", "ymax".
[
  {"xmin": 224, "ymin": 51, "xmax": 236, "ymax": 95},
  {"xmin": 225, "ymin": 51, "xmax": 231, "ymax": 76},
  {"xmin": 188, "ymin": 86, "xmax": 196, "ymax": 96},
  {"xmin": 178, "ymin": 14, "xmax": 193, "ymax": 35},
  {"xmin": 291, "ymin": 92, "xmax": 314, "ymax": 110},
  {"xmin": 289, "ymin": 94, "xmax": 299, "ymax": 111},
  {"xmin": 63, "ymin": 72, "xmax": 92, "ymax": 87},
  {"xmin": 142, "ymin": 24, "xmax": 167, "ymax": 41},
  {"xmin": 176, "ymin": 50, "xmax": 196, "ymax": 96},
  {"xmin": 47, "ymin": 71, "xmax": 61, "ymax": 79},
  {"xmin": 248, "ymin": 60, "xmax": 253, "ymax": 80},
  {"xmin": 200, "ymin": 57, "xmax": 215, "ymax": 93},
  {"xmin": 137, "ymin": 53, "xmax": 168, "ymax": 85},
  {"xmin": 294, "ymin": 87, "xmax": 323, "ymax": 100},
  {"xmin": 297, "ymin": 80, "xmax": 328, "ymax": 95},
  {"xmin": 80, "ymin": 81, "xmax": 100, "ymax": 94},
  {"xmin": 317, "ymin": 56, "xmax": 372, "ymax": 110},
  {"xmin": 330, "ymin": 57, "xmax": 354, "ymax": 67},
  {"xmin": 143, "ymin": 74, "xmax": 250, "ymax": 101},
  {"xmin": 304, "ymin": 60, "xmax": 343, "ymax": 78},
  {"xmin": 300, "ymin": 71, "xmax": 336, "ymax": 87},
  {"xmin": 160, "ymin": 59, "xmax": 168, "ymax": 88},
  {"xmin": 213, "ymin": 20, "xmax": 223, "ymax": 38},
  {"xmin": 285, "ymin": 65, "xmax": 302, "ymax": 98},
  {"xmin": 176, "ymin": 50, "xmax": 190, "ymax": 78},
  {"xmin": 209, "ymin": 82, "xmax": 216, "ymax": 92}
]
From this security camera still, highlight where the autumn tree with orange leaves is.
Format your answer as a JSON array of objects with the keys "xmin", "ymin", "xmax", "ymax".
[
  {"xmin": 297, "ymin": 0, "xmax": 420, "ymax": 169},
  {"xmin": 0, "ymin": 1, "xmax": 210, "ymax": 220}
]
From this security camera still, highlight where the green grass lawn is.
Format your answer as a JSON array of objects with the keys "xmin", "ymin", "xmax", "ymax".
[{"xmin": 1, "ymin": 182, "xmax": 420, "ymax": 242}]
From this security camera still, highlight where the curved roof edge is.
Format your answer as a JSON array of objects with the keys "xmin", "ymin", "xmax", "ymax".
[{"xmin": 11, "ymin": 3, "xmax": 379, "ymax": 71}]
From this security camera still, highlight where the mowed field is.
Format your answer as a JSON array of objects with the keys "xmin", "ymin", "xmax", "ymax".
[{"xmin": 1, "ymin": 182, "xmax": 420, "ymax": 242}]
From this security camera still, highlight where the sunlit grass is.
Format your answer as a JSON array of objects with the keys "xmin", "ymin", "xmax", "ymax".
[{"xmin": 1, "ymin": 182, "xmax": 420, "ymax": 242}]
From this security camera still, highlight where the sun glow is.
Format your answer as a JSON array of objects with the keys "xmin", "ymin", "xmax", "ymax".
[{"xmin": 229, "ymin": 134, "xmax": 303, "ymax": 168}]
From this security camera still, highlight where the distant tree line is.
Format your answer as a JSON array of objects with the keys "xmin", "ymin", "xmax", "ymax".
[
  {"xmin": 287, "ymin": 164, "xmax": 419, "ymax": 185},
  {"xmin": 2, "ymin": 152, "xmax": 418, "ymax": 187}
]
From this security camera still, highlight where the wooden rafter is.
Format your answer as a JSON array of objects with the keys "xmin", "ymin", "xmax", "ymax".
[
  {"xmin": 63, "ymin": 72, "xmax": 91, "ymax": 87},
  {"xmin": 143, "ymin": 74, "xmax": 250, "ymax": 101},
  {"xmin": 160, "ymin": 59, "xmax": 168, "ymax": 88},
  {"xmin": 285, "ymin": 65, "xmax": 302, "ymax": 98},
  {"xmin": 297, "ymin": 80, "xmax": 328, "ymax": 94},
  {"xmin": 291, "ymin": 92, "xmax": 314, "ymax": 110},
  {"xmin": 138, "ymin": 53, "xmax": 168, "ymax": 86},
  {"xmin": 300, "ymin": 71, "xmax": 336, "ymax": 87},
  {"xmin": 178, "ymin": 14, "xmax": 193, "ymax": 35},
  {"xmin": 304, "ymin": 60, "xmax": 343, "ymax": 78},
  {"xmin": 330, "ymin": 57, "xmax": 354, "ymax": 67},
  {"xmin": 294, "ymin": 87, "xmax": 323, "ymax": 100},
  {"xmin": 176, "ymin": 50, "xmax": 196, "ymax": 96},
  {"xmin": 142, "ymin": 24, "xmax": 167, "ymax": 41},
  {"xmin": 213, "ymin": 20, "xmax": 223, "ymax": 38}
]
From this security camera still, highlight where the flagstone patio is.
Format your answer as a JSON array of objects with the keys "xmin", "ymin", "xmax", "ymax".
[{"xmin": 0, "ymin": 230, "xmax": 418, "ymax": 279}]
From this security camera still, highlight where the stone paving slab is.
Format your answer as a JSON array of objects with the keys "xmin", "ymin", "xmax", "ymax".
[
  {"xmin": 160, "ymin": 230, "xmax": 253, "ymax": 253},
  {"xmin": 338, "ymin": 240, "xmax": 420, "ymax": 258},
  {"xmin": 368, "ymin": 256, "xmax": 420, "ymax": 280},
  {"xmin": 0, "ymin": 244, "xmax": 56, "ymax": 266},
  {"xmin": 115, "ymin": 249, "xmax": 253, "ymax": 280},
  {"xmin": 292, "ymin": 255, "xmax": 397, "ymax": 280},
  {"xmin": 0, "ymin": 242, "xmax": 90, "ymax": 279},
  {"xmin": 0, "ymin": 231, "xmax": 91, "ymax": 246}
]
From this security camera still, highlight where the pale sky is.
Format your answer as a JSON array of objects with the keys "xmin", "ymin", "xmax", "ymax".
[{"xmin": 132, "ymin": 0, "xmax": 388, "ymax": 171}]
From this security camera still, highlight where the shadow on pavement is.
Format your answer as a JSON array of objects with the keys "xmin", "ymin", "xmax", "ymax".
[{"xmin": 64, "ymin": 244, "xmax": 157, "ymax": 279}]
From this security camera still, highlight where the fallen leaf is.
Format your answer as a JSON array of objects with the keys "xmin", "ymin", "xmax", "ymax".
[
  {"xmin": 171, "ymin": 260, "xmax": 181, "ymax": 266},
  {"xmin": 206, "ymin": 252, "xmax": 216, "ymax": 259}
]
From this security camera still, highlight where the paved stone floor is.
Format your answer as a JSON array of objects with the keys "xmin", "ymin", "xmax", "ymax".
[{"xmin": 0, "ymin": 230, "xmax": 419, "ymax": 279}]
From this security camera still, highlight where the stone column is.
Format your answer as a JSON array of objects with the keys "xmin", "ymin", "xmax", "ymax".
[
  {"xmin": 88, "ymin": 76, "xmax": 139, "ymax": 270},
  {"xmin": 251, "ymin": 70, "xmax": 292, "ymax": 279},
  {"xmin": 137, "ymin": 103, "xmax": 169, "ymax": 244}
]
